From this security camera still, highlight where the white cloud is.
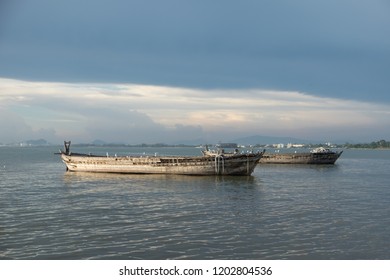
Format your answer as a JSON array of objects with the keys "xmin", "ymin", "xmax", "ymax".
[{"xmin": 0, "ymin": 78, "xmax": 389, "ymax": 143}]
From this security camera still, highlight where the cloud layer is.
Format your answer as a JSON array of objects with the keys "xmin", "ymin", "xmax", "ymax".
[
  {"xmin": 1, "ymin": 1, "xmax": 389, "ymax": 144},
  {"xmin": 1, "ymin": 78, "xmax": 389, "ymax": 144},
  {"xmin": 1, "ymin": 0, "xmax": 389, "ymax": 102}
]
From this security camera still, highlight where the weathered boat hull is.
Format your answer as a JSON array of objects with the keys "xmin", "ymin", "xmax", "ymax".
[
  {"xmin": 61, "ymin": 152, "xmax": 263, "ymax": 175},
  {"xmin": 259, "ymin": 151, "xmax": 343, "ymax": 164}
]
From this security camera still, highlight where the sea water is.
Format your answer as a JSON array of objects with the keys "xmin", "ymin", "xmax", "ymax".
[{"xmin": 0, "ymin": 146, "xmax": 389, "ymax": 259}]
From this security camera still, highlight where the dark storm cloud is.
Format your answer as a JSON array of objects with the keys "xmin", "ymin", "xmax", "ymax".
[{"xmin": 1, "ymin": 0, "xmax": 389, "ymax": 102}]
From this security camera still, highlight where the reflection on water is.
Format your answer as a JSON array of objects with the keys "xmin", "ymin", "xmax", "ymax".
[{"xmin": 62, "ymin": 171, "xmax": 258, "ymax": 192}]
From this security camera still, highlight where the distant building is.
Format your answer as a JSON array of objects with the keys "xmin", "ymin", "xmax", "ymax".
[
  {"xmin": 273, "ymin": 143, "xmax": 284, "ymax": 148},
  {"xmin": 287, "ymin": 143, "xmax": 305, "ymax": 148}
]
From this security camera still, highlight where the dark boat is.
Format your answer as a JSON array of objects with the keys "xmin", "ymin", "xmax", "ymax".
[{"xmin": 259, "ymin": 147, "xmax": 343, "ymax": 164}]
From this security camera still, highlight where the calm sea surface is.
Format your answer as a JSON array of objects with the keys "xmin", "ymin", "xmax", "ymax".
[{"xmin": 0, "ymin": 146, "xmax": 389, "ymax": 260}]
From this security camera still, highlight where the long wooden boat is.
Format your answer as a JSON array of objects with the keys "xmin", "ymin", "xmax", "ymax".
[
  {"xmin": 259, "ymin": 147, "xmax": 343, "ymax": 164},
  {"xmin": 59, "ymin": 142, "xmax": 264, "ymax": 175}
]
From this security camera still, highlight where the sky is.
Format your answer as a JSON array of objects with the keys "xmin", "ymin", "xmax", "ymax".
[{"xmin": 0, "ymin": 0, "xmax": 389, "ymax": 144}]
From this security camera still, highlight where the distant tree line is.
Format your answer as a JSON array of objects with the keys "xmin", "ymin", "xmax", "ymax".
[
  {"xmin": 344, "ymin": 139, "xmax": 390, "ymax": 149},
  {"xmin": 73, "ymin": 142, "xmax": 194, "ymax": 148}
]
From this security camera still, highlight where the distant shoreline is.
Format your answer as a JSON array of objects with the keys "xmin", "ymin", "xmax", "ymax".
[
  {"xmin": 1, "ymin": 139, "xmax": 389, "ymax": 149},
  {"xmin": 1, "ymin": 144, "xmax": 390, "ymax": 150}
]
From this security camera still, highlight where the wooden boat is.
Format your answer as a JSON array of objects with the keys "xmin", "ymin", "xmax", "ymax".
[
  {"xmin": 60, "ymin": 142, "xmax": 264, "ymax": 175},
  {"xmin": 259, "ymin": 147, "xmax": 343, "ymax": 164}
]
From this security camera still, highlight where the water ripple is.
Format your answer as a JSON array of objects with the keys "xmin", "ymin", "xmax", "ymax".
[{"xmin": 1, "ymin": 147, "xmax": 390, "ymax": 259}]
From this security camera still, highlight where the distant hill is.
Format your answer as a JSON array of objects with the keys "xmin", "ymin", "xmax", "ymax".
[
  {"xmin": 168, "ymin": 135, "xmax": 315, "ymax": 146},
  {"xmin": 171, "ymin": 138, "xmax": 209, "ymax": 146},
  {"xmin": 169, "ymin": 135, "xmax": 323, "ymax": 146},
  {"xmin": 92, "ymin": 139, "xmax": 107, "ymax": 145},
  {"xmin": 25, "ymin": 139, "xmax": 49, "ymax": 146}
]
